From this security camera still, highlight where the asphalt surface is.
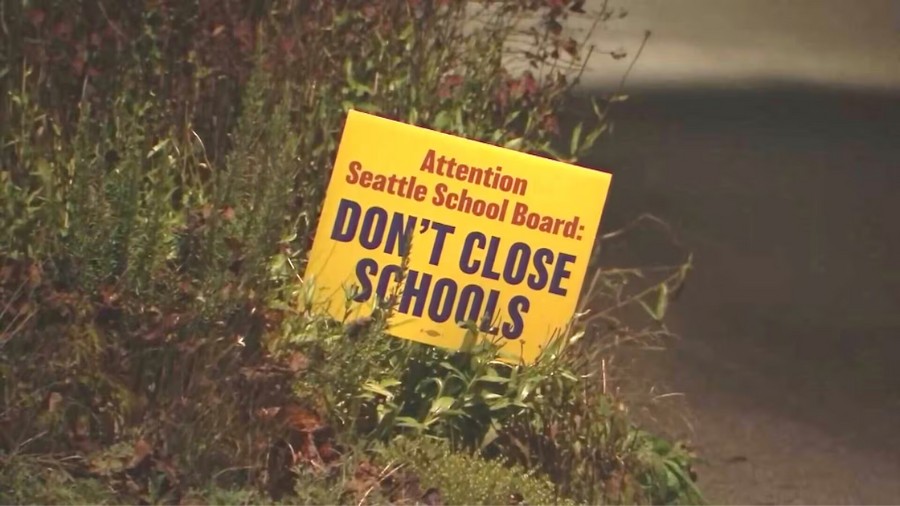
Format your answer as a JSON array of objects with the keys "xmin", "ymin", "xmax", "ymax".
[{"xmin": 581, "ymin": 87, "xmax": 900, "ymax": 504}]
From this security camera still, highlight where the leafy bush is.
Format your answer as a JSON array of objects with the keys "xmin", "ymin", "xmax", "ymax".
[
  {"xmin": 281, "ymin": 297, "xmax": 700, "ymax": 504},
  {"xmin": 373, "ymin": 437, "xmax": 568, "ymax": 505},
  {"xmin": 280, "ymin": 436, "xmax": 566, "ymax": 505},
  {"xmin": 0, "ymin": 0, "xmax": 701, "ymax": 504}
]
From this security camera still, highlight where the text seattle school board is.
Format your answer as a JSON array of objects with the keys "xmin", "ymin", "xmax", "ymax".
[{"xmin": 304, "ymin": 110, "xmax": 612, "ymax": 364}]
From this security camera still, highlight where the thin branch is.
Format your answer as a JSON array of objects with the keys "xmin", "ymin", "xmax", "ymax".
[
  {"xmin": 96, "ymin": 1, "xmax": 126, "ymax": 41},
  {"xmin": 600, "ymin": 212, "xmax": 683, "ymax": 249},
  {"xmin": 0, "ymin": 278, "xmax": 28, "ymax": 322},
  {"xmin": 605, "ymin": 28, "xmax": 650, "ymax": 112},
  {"xmin": 357, "ymin": 462, "xmax": 404, "ymax": 506},
  {"xmin": 586, "ymin": 267, "xmax": 686, "ymax": 324},
  {"xmin": 0, "ymin": 309, "xmax": 35, "ymax": 348}
]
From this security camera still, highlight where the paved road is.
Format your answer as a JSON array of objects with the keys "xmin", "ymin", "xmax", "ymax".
[{"xmin": 580, "ymin": 87, "xmax": 900, "ymax": 504}]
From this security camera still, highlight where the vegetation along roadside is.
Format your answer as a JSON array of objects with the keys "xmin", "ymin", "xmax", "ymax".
[{"xmin": 0, "ymin": 0, "xmax": 700, "ymax": 503}]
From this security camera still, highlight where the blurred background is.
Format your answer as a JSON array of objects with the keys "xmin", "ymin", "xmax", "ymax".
[{"xmin": 577, "ymin": 0, "xmax": 900, "ymax": 502}]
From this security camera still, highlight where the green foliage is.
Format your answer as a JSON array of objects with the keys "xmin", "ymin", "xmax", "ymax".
[
  {"xmin": 0, "ymin": 0, "xmax": 701, "ymax": 504},
  {"xmin": 375, "ymin": 437, "xmax": 568, "ymax": 506},
  {"xmin": 497, "ymin": 356, "xmax": 702, "ymax": 504},
  {"xmin": 0, "ymin": 454, "xmax": 115, "ymax": 504},
  {"xmin": 194, "ymin": 486, "xmax": 277, "ymax": 506},
  {"xmin": 285, "ymin": 436, "xmax": 567, "ymax": 506},
  {"xmin": 280, "ymin": 300, "xmax": 701, "ymax": 504}
]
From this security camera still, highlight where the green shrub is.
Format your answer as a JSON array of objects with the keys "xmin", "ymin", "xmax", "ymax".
[
  {"xmin": 375, "ymin": 436, "xmax": 569, "ymax": 505},
  {"xmin": 287, "ymin": 436, "xmax": 569, "ymax": 506},
  {"xmin": 1, "ymin": 0, "xmax": 701, "ymax": 504},
  {"xmin": 280, "ymin": 298, "xmax": 701, "ymax": 504}
]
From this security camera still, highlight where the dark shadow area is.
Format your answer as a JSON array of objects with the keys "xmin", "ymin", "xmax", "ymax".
[{"xmin": 571, "ymin": 86, "xmax": 900, "ymax": 503}]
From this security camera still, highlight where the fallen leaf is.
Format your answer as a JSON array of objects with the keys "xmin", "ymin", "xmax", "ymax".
[
  {"xmin": 47, "ymin": 392, "xmax": 63, "ymax": 413},
  {"xmin": 27, "ymin": 263, "xmax": 42, "ymax": 285},
  {"xmin": 562, "ymin": 37, "xmax": 578, "ymax": 57},
  {"xmin": 72, "ymin": 415, "xmax": 90, "ymax": 439},
  {"xmin": 317, "ymin": 440, "xmax": 340, "ymax": 464},
  {"xmin": 288, "ymin": 351, "xmax": 309, "ymax": 372},
  {"xmin": 256, "ymin": 406, "xmax": 282, "ymax": 422},
  {"xmin": 128, "ymin": 438, "xmax": 153, "ymax": 469},
  {"xmin": 282, "ymin": 404, "xmax": 324, "ymax": 432},
  {"xmin": 220, "ymin": 205, "xmax": 236, "ymax": 221}
]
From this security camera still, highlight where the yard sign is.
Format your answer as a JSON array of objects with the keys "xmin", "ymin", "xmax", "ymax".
[{"xmin": 304, "ymin": 110, "xmax": 612, "ymax": 364}]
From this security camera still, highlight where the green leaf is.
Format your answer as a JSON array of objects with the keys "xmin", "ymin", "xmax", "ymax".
[
  {"xmin": 357, "ymin": 102, "xmax": 381, "ymax": 113},
  {"xmin": 429, "ymin": 396, "xmax": 456, "ymax": 415},
  {"xmin": 439, "ymin": 361, "xmax": 465, "ymax": 379},
  {"xmin": 457, "ymin": 319, "xmax": 478, "ymax": 332},
  {"xmin": 516, "ymin": 378, "xmax": 537, "ymax": 402},
  {"xmin": 503, "ymin": 137, "xmax": 524, "ymax": 150},
  {"xmin": 475, "ymin": 373, "xmax": 509, "ymax": 384},
  {"xmin": 503, "ymin": 110, "xmax": 523, "ymax": 127},
  {"xmin": 416, "ymin": 377, "xmax": 444, "ymax": 397},
  {"xmin": 568, "ymin": 330, "xmax": 585, "ymax": 345},
  {"xmin": 488, "ymin": 398, "xmax": 511, "ymax": 411},
  {"xmin": 147, "ymin": 139, "xmax": 170, "ymax": 159},
  {"xmin": 665, "ymin": 467, "xmax": 679, "ymax": 491},
  {"xmin": 396, "ymin": 416, "xmax": 426, "ymax": 431},
  {"xmin": 398, "ymin": 23, "xmax": 414, "ymax": 41},
  {"xmin": 664, "ymin": 459, "xmax": 705, "ymax": 500},
  {"xmin": 569, "ymin": 122, "xmax": 583, "ymax": 155},
  {"xmin": 362, "ymin": 379, "xmax": 400, "ymax": 400},
  {"xmin": 637, "ymin": 295, "xmax": 664, "ymax": 322},
  {"xmin": 560, "ymin": 370, "xmax": 578, "ymax": 382},
  {"xmin": 480, "ymin": 424, "xmax": 499, "ymax": 450},
  {"xmin": 591, "ymin": 97, "xmax": 604, "ymax": 119},
  {"xmin": 344, "ymin": 59, "xmax": 373, "ymax": 96},
  {"xmin": 433, "ymin": 110, "xmax": 452, "ymax": 130},
  {"xmin": 342, "ymin": 101, "xmax": 381, "ymax": 113},
  {"xmin": 655, "ymin": 283, "xmax": 669, "ymax": 320},
  {"xmin": 344, "ymin": 58, "xmax": 354, "ymax": 85},
  {"xmin": 543, "ymin": 145, "xmax": 570, "ymax": 162},
  {"xmin": 580, "ymin": 124, "xmax": 607, "ymax": 153},
  {"xmin": 460, "ymin": 327, "xmax": 478, "ymax": 354}
]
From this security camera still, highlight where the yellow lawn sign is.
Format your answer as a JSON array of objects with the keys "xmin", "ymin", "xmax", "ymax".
[{"xmin": 304, "ymin": 110, "xmax": 611, "ymax": 364}]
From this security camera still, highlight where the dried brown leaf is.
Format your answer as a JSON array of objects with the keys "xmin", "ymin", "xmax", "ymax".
[
  {"xmin": 288, "ymin": 351, "xmax": 309, "ymax": 372},
  {"xmin": 129, "ymin": 438, "xmax": 153, "ymax": 469},
  {"xmin": 47, "ymin": 392, "xmax": 63, "ymax": 413},
  {"xmin": 283, "ymin": 404, "xmax": 325, "ymax": 432},
  {"xmin": 220, "ymin": 205, "xmax": 236, "ymax": 222}
]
